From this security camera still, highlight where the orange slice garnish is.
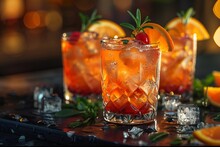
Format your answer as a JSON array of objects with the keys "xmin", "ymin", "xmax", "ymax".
[
  {"xmin": 213, "ymin": 0, "xmax": 220, "ymax": 19},
  {"xmin": 193, "ymin": 126, "xmax": 220, "ymax": 146},
  {"xmin": 135, "ymin": 23, "xmax": 174, "ymax": 52},
  {"xmin": 213, "ymin": 71, "xmax": 220, "ymax": 87},
  {"xmin": 214, "ymin": 26, "xmax": 220, "ymax": 47},
  {"xmin": 88, "ymin": 19, "xmax": 126, "ymax": 38},
  {"xmin": 166, "ymin": 17, "xmax": 210, "ymax": 41},
  {"xmin": 204, "ymin": 86, "xmax": 220, "ymax": 107}
]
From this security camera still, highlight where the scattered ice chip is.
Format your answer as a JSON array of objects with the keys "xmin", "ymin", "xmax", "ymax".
[
  {"xmin": 177, "ymin": 125, "xmax": 196, "ymax": 133},
  {"xmin": 123, "ymin": 131, "xmax": 129, "ymax": 139},
  {"xmin": 197, "ymin": 122, "xmax": 219, "ymax": 129},
  {"xmin": 41, "ymin": 94, "xmax": 62, "ymax": 113},
  {"xmin": 18, "ymin": 135, "xmax": 25, "ymax": 143},
  {"xmin": 177, "ymin": 104, "xmax": 200, "ymax": 125},
  {"xmin": 33, "ymin": 86, "xmax": 52, "ymax": 109},
  {"xmin": 66, "ymin": 131, "xmax": 75, "ymax": 138},
  {"xmin": 128, "ymin": 126, "xmax": 144, "ymax": 139}
]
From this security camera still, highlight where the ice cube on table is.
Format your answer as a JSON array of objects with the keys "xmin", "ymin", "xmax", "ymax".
[
  {"xmin": 33, "ymin": 87, "xmax": 52, "ymax": 109},
  {"xmin": 41, "ymin": 94, "xmax": 62, "ymax": 113},
  {"xmin": 162, "ymin": 94, "xmax": 181, "ymax": 111},
  {"xmin": 177, "ymin": 104, "xmax": 200, "ymax": 125}
]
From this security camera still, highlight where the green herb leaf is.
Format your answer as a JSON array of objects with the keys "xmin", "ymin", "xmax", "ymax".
[
  {"xmin": 170, "ymin": 138, "xmax": 182, "ymax": 146},
  {"xmin": 120, "ymin": 23, "xmax": 135, "ymax": 30},
  {"xmin": 55, "ymin": 109, "xmax": 83, "ymax": 118},
  {"xmin": 79, "ymin": 9, "xmax": 102, "ymax": 32},
  {"xmin": 148, "ymin": 132, "xmax": 169, "ymax": 143},
  {"xmin": 136, "ymin": 9, "xmax": 141, "ymax": 27},
  {"xmin": 212, "ymin": 113, "xmax": 220, "ymax": 121},
  {"xmin": 62, "ymin": 103, "xmax": 75, "ymax": 109},
  {"xmin": 120, "ymin": 9, "xmax": 151, "ymax": 35},
  {"xmin": 193, "ymin": 73, "xmax": 214, "ymax": 107},
  {"xmin": 64, "ymin": 98, "xmax": 103, "ymax": 129},
  {"xmin": 177, "ymin": 7, "xmax": 195, "ymax": 25},
  {"xmin": 68, "ymin": 120, "xmax": 83, "ymax": 128},
  {"xmin": 122, "ymin": 39, "xmax": 129, "ymax": 44}
]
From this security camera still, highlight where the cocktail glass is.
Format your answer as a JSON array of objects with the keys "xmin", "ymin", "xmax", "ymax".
[
  {"xmin": 100, "ymin": 37, "xmax": 161, "ymax": 124},
  {"xmin": 61, "ymin": 31, "xmax": 102, "ymax": 102},
  {"xmin": 160, "ymin": 34, "xmax": 197, "ymax": 101}
]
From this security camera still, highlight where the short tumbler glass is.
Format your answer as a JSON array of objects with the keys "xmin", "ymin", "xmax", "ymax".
[
  {"xmin": 61, "ymin": 31, "xmax": 102, "ymax": 102},
  {"xmin": 160, "ymin": 34, "xmax": 197, "ymax": 101},
  {"xmin": 100, "ymin": 38, "xmax": 161, "ymax": 124}
]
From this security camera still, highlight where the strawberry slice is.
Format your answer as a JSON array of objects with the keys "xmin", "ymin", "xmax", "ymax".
[{"xmin": 135, "ymin": 32, "xmax": 150, "ymax": 44}]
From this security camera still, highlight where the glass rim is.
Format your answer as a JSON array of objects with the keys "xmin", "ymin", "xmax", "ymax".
[
  {"xmin": 62, "ymin": 31, "xmax": 98, "ymax": 38},
  {"xmin": 170, "ymin": 33, "xmax": 197, "ymax": 40},
  {"xmin": 101, "ymin": 37, "xmax": 160, "ymax": 49}
]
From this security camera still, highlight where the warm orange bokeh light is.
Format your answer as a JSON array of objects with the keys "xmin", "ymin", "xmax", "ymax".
[
  {"xmin": 23, "ymin": 11, "xmax": 46, "ymax": 29},
  {"xmin": 213, "ymin": 0, "xmax": 220, "ymax": 47}
]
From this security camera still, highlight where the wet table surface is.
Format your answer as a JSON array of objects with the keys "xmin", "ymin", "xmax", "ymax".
[{"xmin": 0, "ymin": 68, "xmax": 219, "ymax": 146}]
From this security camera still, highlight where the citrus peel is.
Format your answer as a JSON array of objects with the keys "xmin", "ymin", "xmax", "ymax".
[{"xmin": 139, "ymin": 23, "xmax": 175, "ymax": 52}]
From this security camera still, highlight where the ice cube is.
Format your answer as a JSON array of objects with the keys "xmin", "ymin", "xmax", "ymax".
[
  {"xmin": 163, "ymin": 94, "xmax": 181, "ymax": 111},
  {"xmin": 33, "ymin": 86, "xmax": 52, "ymax": 109},
  {"xmin": 126, "ymin": 126, "xmax": 144, "ymax": 139},
  {"xmin": 177, "ymin": 104, "xmax": 200, "ymax": 125},
  {"xmin": 41, "ymin": 94, "xmax": 62, "ymax": 113},
  {"xmin": 119, "ymin": 47, "xmax": 146, "ymax": 68}
]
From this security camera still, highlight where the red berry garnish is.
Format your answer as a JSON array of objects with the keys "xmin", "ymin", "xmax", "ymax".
[
  {"xmin": 135, "ymin": 32, "xmax": 150, "ymax": 44},
  {"xmin": 70, "ymin": 31, "xmax": 81, "ymax": 43}
]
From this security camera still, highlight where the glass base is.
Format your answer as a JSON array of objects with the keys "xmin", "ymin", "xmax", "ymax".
[{"xmin": 103, "ymin": 110, "xmax": 156, "ymax": 125}]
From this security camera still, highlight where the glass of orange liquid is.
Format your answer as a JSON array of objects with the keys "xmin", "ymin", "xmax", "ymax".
[
  {"xmin": 159, "ymin": 8, "xmax": 209, "ymax": 101},
  {"xmin": 61, "ymin": 31, "xmax": 102, "ymax": 102},
  {"xmin": 101, "ymin": 38, "xmax": 161, "ymax": 124},
  {"xmin": 160, "ymin": 34, "xmax": 197, "ymax": 100}
]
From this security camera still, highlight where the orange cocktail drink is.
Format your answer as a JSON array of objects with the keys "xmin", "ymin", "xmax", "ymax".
[
  {"xmin": 62, "ymin": 31, "xmax": 101, "ymax": 101},
  {"xmin": 160, "ymin": 7, "xmax": 209, "ymax": 100},
  {"xmin": 160, "ymin": 34, "xmax": 197, "ymax": 98},
  {"xmin": 101, "ymin": 38, "xmax": 161, "ymax": 124}
]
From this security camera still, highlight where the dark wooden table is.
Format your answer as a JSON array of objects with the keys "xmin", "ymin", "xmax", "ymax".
[{"xmin": 0, "ymin": 68, "xmax": 219, "ymax": 146}]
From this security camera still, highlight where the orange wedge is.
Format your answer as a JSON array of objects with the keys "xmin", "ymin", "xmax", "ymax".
[
  {"xmin": 204, "ymin": 86, "xmax": 220, "ymax": 107},
  {"xmin": 214, "ymin": 26, "xmax": 220, "ymax": 47},
  {"xmin": 193, "ymin": 126, "xmax": 220, "ymax": 146},
  {"xmin": 88, "ymin": 19, "xmax": 126, "ymax": 38},
  {"xmin": 213, "ymin": 0, "xmax": 220, "ymax": 19},
  {"xmin": 213, "ymin": 71, "xmax": 220, "ymax": 86},
  {"xmin": 166, "ymin": 17, "xmax": 210, "ymax": 41},
  {"xmin": 138, "ymin": 23, "xmax": 174, "ymax": 52}
]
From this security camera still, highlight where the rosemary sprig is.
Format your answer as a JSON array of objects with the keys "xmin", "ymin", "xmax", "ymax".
[
  {"xmin": 177, "ymin": 7, "xmax": 195, "ymax": 25},
  {"xmin": 120, "ymin": 9, "xmax": 152, "ymax": 36},
  {"xmin": 148, "ymin": 132, "xmax": 169, "ymax": 143},
  {"xmin": 55, "ymin": 97, "xmax": 102, "ymax": 128},
  {"xmin": 79, "ymin": 9, "xmax": 102, "ymax": 32}
]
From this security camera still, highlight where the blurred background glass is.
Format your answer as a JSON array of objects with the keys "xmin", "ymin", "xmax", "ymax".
[{"xmin": 0, "ymin": 0, "xmax": 219, "ymax": 78}]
